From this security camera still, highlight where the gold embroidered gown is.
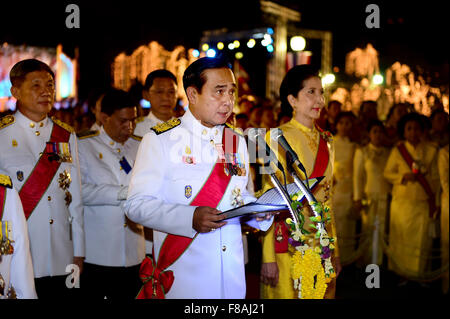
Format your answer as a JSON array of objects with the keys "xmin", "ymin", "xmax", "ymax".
[{"xmin": 260, "ymin": 118, "xmax": 339, "ymax": 299}]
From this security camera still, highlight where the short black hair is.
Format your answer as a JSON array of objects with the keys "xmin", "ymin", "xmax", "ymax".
[
  {"xmin": 279, "ymin": 64, "xmax": 320, "ymax": 118},
  {"xmin": 397, "ymin": 112, "xmax": 425, "ymax": 139},
  {"xmin": 335, "ymin": 111, "xmax": 356, "ymax": 125},
  {"xmin": 367, "ymin": 119, "xmax": 385, "ymax": 133},
  {"xmin": 143, "ymin": 69, "xmax": 177, "ymax": 91},
  {"xmin": 101, "ymin": 88, "xmax": 135, "ymax": 116},
  {"xmin": 183, "ymin": 55, "xmax": 232, "ymax": 93},
  {"xmin": 9, "ymin": 59, "xmax": 55, "ymax": 87}
]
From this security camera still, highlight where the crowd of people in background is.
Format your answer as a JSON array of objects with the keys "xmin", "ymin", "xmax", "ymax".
[{"xmin": 1, "ymin": 67, "xmax": 448, "ymax": 297}]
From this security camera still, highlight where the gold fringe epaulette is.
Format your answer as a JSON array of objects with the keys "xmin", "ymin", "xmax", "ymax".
[
  {"xmin": 0, "ymin": 174, "xmax": 12, "ymax": 189},
  {"xmin": 77, "ymin": 129, "xmax": 100, "ymax": 139},
  {"xmin": 225, "ymin": 122, "xmax": 244, "ymax": 137},
  {"xmin": 135, "ymin": 116, "xmax": 145, "ymax": 124},
  {"xmin": 151, "ymin": 118, "xmax": 181, "ymax": 135},
  {"xmin": 51, "ymin": 116, "xmax": 75, "ymax": 133},
  {"xmin": 0, "ymin": 115, "xmax": 15, "ymax": 130},
  {"xmin": 130, "ymin": 134, "xmax": 143, "ymax": 141}
]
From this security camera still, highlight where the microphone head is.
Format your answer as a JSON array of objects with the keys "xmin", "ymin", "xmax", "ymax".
[
  {"xmin": 247, "ymin": 128, "xmax": 263, "ymax": 143},
  {"xmin": 270, "ymin": 128, "xmax": 283, "ymax": 141}
]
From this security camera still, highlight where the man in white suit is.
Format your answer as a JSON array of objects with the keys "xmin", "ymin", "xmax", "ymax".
[
  {"xmin": 0, "ymin": 175, "xmax": 37, "ymax": 299},
  {"xmin": 124, "ymin": 56, "xmax": 272, "ymax": 299},
  {"xmin": 0, "ymin": 59, "xmax": 85, "ymax": 298},
  {"xmin": 78, "ymin": 88, "xmax": 145, "ymax": 299}
]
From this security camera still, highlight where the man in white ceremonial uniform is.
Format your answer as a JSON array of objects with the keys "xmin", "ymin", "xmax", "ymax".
[
  {"xmin": 124, "ymin": 56, "xmax": 273, "ymax": 299},
  {"xmin": 134, "ymin": 69, "xmax": 178, "ymax": 137},
  {"xmin": 0, "ymin": 59, "xmax": 85, "ymax": 299},
  {"xmin": 0, "ymin": 175, "xmax": 37, "ymax": 299},
  {"xmin": 78, "ymin": 88, "xmax": 145, "ymax": 299},
  {"xmin": 133, "ymin": 69, "xmax": 178, "ymax": 257}
]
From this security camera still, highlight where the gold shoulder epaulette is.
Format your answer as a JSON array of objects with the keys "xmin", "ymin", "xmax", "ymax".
[
  {"xmin": 0, "ymin": 115, "xmax": 15, "ymax": 130},
  {"xmin": 0, "ymin": 174, "xmax": 12, "ymax": 189},
  {"xmin": 51, "ymin": 116, "xmax": 75, "ymax": 133},
  {"xmin": 225, "ymin": 122, "xmax": 244, "ymax": 136},
  {"xmin": 135, "ymin": 116, "xmax": 145, "ymax": 124},
  {"xmin": 130, "ymin": 134, "xmax": 142, "ymax": 141},
  {"xmin": 151, "ymin": 118, "xmax": 181, "ymax": 135},
  {"xmin": 76, "ymin": 129, "xmax": 100, "ymax": 139}
]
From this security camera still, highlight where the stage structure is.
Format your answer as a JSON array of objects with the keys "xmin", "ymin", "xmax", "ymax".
[
  {"xmin": 112, "ymin": 42, "xmax": 198, "ymax": 108},
  {"xmin": 0, "ymin": 43, "xmax": 78, "ymax": 112},
  {"xmin": 199, "ymin": 0, "xmax": 333, "ymax": 101}
]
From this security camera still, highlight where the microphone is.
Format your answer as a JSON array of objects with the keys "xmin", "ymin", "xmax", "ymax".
[
  {"xmin": 247, "ymin": 128, "xmax": 285, "ymax": 174},
  {"xmin": 271, "ymin": 128, "xmax": 307, "ymax": 174}
]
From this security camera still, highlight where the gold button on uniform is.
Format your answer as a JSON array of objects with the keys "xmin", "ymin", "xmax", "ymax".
[
  {"xmin": 123, "ymin": 223, "xmax": 127, "ymax": 228},
  {"xmin": 29, "ymin": 122, "xmax": 35, "ymax": 128},
  {"xmin": 35, "ymin": 131, "xmax": 40, "ymax": 136},
  {"xmin": 109, "ymin": 141, "xmax": 114, "ymax": 146},
  {"xmin": 39, "ymin": 122, "xmax": 44, "ymax": 127},
  {"xmin": 202, "ymin": 129, "xmax": 207, "ymax": 135},
  {"xmin": 222, "ymin": 245, "xmax": 227, "ymax": 252},
  {"xmin": 49, "ymin": 219, "xmax": 54, "ymax": 224},
  {"xmin": 48, "ymin": 196, "xmax": 52, "ymax": 201}
]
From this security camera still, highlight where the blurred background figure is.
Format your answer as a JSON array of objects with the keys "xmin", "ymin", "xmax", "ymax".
[
  {"xmin": 332, "ymin": 111, "xmax": 358, "ymax": 266},
  {"xmin": 384, "ymin": 112, "xmax": 439, "ymax": 285},
  {"xmin": 353, "ymin": 120, "xmax": 392, "ymax": 266},
  {"xmin": 384, "ymin": 103, "xmax": 411, "ymax": 147},
  {"xmin": 354, "ymin": 100, "xmax": 379, "ymax": 146},
  {"xmin": 438, "ymin": 144, "xmax": 449, "ymax": 294},
  {"xmin": 428, "ymin": 109, "xmax": 449, "ymax": 147}
]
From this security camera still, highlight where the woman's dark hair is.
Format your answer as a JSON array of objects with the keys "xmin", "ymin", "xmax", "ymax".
[
  {"xmin": 396, "ymin": 112, "xmax": 424, "ymax": 139},
  {"xmin": 183, "ymin": 55, "xmax": 232, "ymax": 93},
  {"xmin": 335, "ymin": 111, "xmax": 356, "ymax": 126},
  {"xmin": 367, "ymin": 119, "xmax": 385, "ymax": 133},
  {"xmin": 279, "ymin": 64, "xmax": 320, "ymax": 118}
]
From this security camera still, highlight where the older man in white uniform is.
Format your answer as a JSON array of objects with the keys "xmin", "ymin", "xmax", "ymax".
[
  {"xmin": 125, "ymin": 56, "xmax": 272, "ymax": 299},
  {"xmin": 0, "ymin": 175, "xmax": 37, "ymax": 299},
  {"xmin": 78, "ymin": 88, "xmax": 145, "ymax": 299},
  {"xmin": 0, "ymin": 59, "xmax": 85, "ymax": 298}
]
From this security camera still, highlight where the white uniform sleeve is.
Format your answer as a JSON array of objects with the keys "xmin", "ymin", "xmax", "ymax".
[
  {"xmin": 7, "ymin": 188, "xmax": 37, "ymax": 299},
  {"xmin": 68, "ymin": 134, "xmax": 85, "ymax": 257},
  {"xmin": 124, "ymin": 132, "xmax": 196, "ymax": 238}
]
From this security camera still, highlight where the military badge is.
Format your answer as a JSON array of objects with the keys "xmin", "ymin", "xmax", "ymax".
[
  {"xmin": 16, "ymin": 171, "xmax": 24, "ymax": 182},
  {"xmin": 11, "ymin": 139, "xmax": 18, "ymax": 147},
  {"xmin": 119, "ymin": 156, "xmax": 132, "ymax": 174},
  {"xmin": 231, "ymin": 186, "xmax": 244, "ymax": 207},
  {"xmin": 185, "ymin": 185, "xmax": 192, "ymax": 199},
  {"xmin": 45, "ymin": 142, "xmax": 72, "ymax": 163},
  {"xmin": 185, "ymin": 146, "xmax": 191, "ymax": 155},
  {"xmin": 0, "ymin": 221, "xmax": 14, "ymax": 256},
  {"xmin": 182, "ymin": 156, "xmax": 196, "ymax": 165},
  {"xmin": 58, "ymin": 170, "xmax": 72, "ymax": 206},
  {"xmin": 0, "ymin": 175, "xmax": 12, "ymax": 189}
]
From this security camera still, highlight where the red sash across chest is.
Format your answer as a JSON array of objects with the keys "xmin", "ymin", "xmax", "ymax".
[{"xmin": 136, "ymin": 127, "xmax": 240, "ymax": 299}]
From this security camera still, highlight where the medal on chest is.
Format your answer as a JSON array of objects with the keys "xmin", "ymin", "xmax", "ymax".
[
  {"xmin": 58, "ymin": 170, "xmax": 72, "ymax": 206},
  {"xmin": 0, "ymin": 221, "xmax": 14, "ymax": 256}
]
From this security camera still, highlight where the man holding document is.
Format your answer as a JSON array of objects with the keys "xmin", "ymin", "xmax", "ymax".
[{"xmin": 124, "ymin": 56, "xmax": 273, "ymax": 299}]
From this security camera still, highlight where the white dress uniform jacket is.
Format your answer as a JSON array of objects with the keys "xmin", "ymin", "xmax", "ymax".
[
  {"xmin": 134, "ymin": 111, "xmax": 174, "ymax": 255},
  {"xmin": 124, "ymin": 108, "xmax": 272, "ymax": 299},
  {"xmin": 78, "ymin": 127, "xmax": 145, "ymax": 267},
  {"xmin": 0, "ymin": 111, "xmax": 85, "ymax": 278},
  {"xmin": 0, "ymin": 183, "xmax": 37, "ymax": 299},
  {"xmin": 134, "ymin": 111, "xmax": 165, "ymax": 137}
]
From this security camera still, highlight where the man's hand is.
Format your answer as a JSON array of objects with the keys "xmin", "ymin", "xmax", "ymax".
[
  {"xmin": 73, "ymin": 256, "xmax": 85, "ymax": 274},
  {"xmin": 193, "ymin": 206, "xmax": 227, "ymax": 233},
  {"xmin": 260, "ymin": 262, "xmax": 279, "ymax": 287}
]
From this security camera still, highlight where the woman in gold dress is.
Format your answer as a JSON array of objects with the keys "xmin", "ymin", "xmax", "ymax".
[{"xmin": 260, "ymin": 65, "xmax": 341, "ymax": 299}]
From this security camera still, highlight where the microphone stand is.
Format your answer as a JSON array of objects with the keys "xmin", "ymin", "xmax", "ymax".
[
  {"xmin": 285, "ymin": 153, "xmax": 326, "ymax": 235},
  {"xmin": 261, "ymin": 164, "xmax": 300, "ymax": 228}
]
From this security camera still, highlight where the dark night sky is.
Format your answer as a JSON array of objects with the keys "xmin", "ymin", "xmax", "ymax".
[{"xmin": 1, "ymin": 0, "xmax": 448, "ymax": 99}]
